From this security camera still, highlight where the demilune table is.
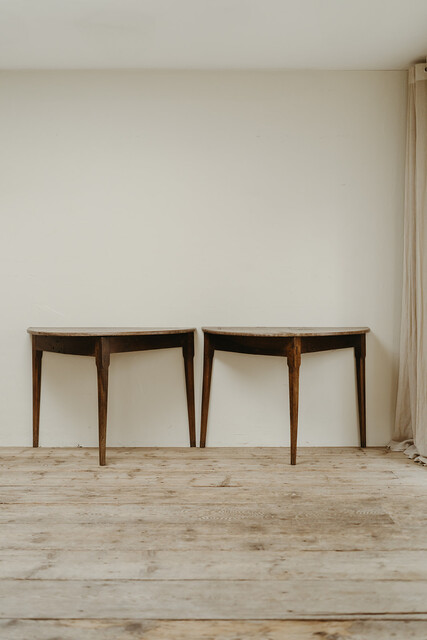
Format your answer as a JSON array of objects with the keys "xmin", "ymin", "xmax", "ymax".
[
  {"xmin": 200, "ymin": 327, "xmax": 370, "ymax": 464},
  {"xmin": 28, "ymin": 327, "xmax": 196, "ymax": 465}
]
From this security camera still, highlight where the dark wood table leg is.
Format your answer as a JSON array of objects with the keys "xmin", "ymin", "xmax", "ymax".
[
  {"xmin": 355, "ymin": 333, "xmax": 367, "ymax": 448},
  {"xmin": 287, "ymin": 337, "xmax": 301, "ymax": 465},
  {"xmin": 95, "ymin": 338, "xmax": 110, "ymax": 466},
  {"xmin": 200, "ymin": 333, "xmax": 214, "ymax": 448},
  {"xmin": 183, "ymin": 334, "xmax": 196, "ymax": 447},
  {"xmin": 32, "ymin": 337, "xmax": 43, "ymax": 448}
]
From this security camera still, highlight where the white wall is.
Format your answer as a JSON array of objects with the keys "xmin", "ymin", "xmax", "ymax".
[{"xmin": 0, "ymin": 70, "xmax": 406, "ymax": 448}]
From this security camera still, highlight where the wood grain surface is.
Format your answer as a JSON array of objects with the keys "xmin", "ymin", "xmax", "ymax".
[
  {"xmin": 1, "ymin": 447, "xmax": 426, "ymax": 639},
  {"xmin": 202, "ymin": 327, "xmax": 370, "ymax": 336},
  {"xmin": 28, "ymin": 327, "xmax": 196, "ymax": 336}
]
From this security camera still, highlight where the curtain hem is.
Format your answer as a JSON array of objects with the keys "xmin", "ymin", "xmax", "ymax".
[{"xmin": 388, "ymin": 439, "xmax": 427, "ymax": 465}]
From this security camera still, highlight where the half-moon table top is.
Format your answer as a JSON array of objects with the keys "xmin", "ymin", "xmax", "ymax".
[
  {"xmin": 28, "ymin": 327, "xmax": 196, "ymax": 337},
  {"xmin": 202, "ymin": 327, "xmax": 370, "ymax": 337}
]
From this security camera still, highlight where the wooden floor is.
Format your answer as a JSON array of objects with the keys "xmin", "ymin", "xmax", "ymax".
[{"xmin": 0, "ymin": 447, "xmax": 426, "ymax": 639}]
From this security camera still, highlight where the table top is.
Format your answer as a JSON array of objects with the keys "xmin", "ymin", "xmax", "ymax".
[
  {"xmin": 28, "ymin": 327, "xmax": 196, "ymax": 337},
  {"xmin": 202, "ymin": 327, "xmax": 370, "ymax": 337}
]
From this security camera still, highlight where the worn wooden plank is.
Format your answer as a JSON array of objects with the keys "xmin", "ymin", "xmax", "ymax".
[
  {"xmin": 2, "ymin": 619, "xmax": 427, "ymax": 640},
  {"xmin": 1, "ymin": 549, "xmax": 426, "ymax": 581},
  {"xmin": 0, "ymin": 446, "xmax": 396, "ymax": 461},
  {"xmin": 1, "ymin": 521, "xmax": 426, "ymax": 552},
  {"xmin": 2, "ymin": 485, "xmax": 426, "ymax": 505},
  {"xmin": 1, "ymin": 579, "xmax": 426, "ymax": 619},
  {"xmin": 0, "ymin": 470, "xmax": 401, "ymax": 487},
  {"xmin": 0, "ymin": 447, "xmax": 414, "ymax": 475},
  {"xmin": 0, "ymin": 452, "xmax": 405, "ymax": 471},
  {"xmin": 1, "ymin": 619, "xmax": 426, "ymax": 640},
  {"xmin": 0, "ymin": 528, "xmax": 422, "ymax": 552},
  {"xmin": 0, "ymin": 500, "xmax": 394, "ymax": 524}
]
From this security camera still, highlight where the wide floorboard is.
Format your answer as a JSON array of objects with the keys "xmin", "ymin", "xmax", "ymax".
[{"xmin": 0, "ymin": 447, "xmax": 426, "ymax": 639}]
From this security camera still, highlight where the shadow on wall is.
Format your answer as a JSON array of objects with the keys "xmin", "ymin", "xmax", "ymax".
[
  {"xmin": 367, "ymin": 331, "xmax": 399, "ymax": 439},
  {"xmin": 205, "ymin": 331, "xmax": 397, "ymax": 448},
  {"xmin": 40, "ymin": 348, "xmax": 191, "ymax": 447}
]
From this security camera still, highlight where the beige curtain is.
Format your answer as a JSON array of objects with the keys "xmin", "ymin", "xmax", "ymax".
[{"xmin": 390, "ymin": 64, "xmax": 427, "ymax": 464}]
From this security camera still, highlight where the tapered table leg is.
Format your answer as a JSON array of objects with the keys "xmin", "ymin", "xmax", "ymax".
[
  {"xmin": 200, "ymin": 334, "xmax": 214, "ymax": 448},
  {"xmin": 183, "ymin": 335, "xmax": 196, "ymax": 447},
  {"xmin": 287, "ymin": 337, "xmax": 301, "ymax": 465},
  {"xmin": 95, "ymin": 338, "xmax": 110, "ymax": 466},
  {"xmin": 32, "ymin": 338, "xmax": 43, "ymax": 447},
  {"xmin": 355, "ymin": 334, "xmax": 367, "ymax": 448}
]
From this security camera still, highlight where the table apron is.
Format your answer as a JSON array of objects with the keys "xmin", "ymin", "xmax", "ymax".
[
  {"xmin": 32, "ymin": 333, "xmax": 193, "ymax": 357},
  {"xmin": 32, "ymin": 335, "xmax": 97, "ymax": 356},
  {"xmin": 301, "ymin": 334, "xmax": 363, "ymax": 354},
  {"xmin": 208, "ymin": 334, "xmax": 291, "ymax": 357},
  {"xmin": 107, "ymin": 333, "xmax": 190, "ymax": 354},
  {"xmin": 207, "ymin": 333, "xmax": 363, "ymax": 358}
]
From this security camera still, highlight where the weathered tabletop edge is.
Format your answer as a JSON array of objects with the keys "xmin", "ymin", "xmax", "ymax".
[
  {"xmin": 27, "ymin": 328, "xmax": 196, "ymax": 337},
  {"xmin": 202, "ymin": 327, "xmax": 370, "ymax": 337}
]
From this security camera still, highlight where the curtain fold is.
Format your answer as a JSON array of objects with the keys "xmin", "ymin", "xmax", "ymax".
[{"xmin": 391, "ymin": 63, "xmax": 427, "ymax": 464}]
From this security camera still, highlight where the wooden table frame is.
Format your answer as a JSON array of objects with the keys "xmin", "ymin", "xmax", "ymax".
[
  {"xmin": 28, "ymin": 328, "xmax": 196, "ymax": 465},
  {"xmin": 200, "ymin": 327, "xmax": 369, "ymax": 464}
]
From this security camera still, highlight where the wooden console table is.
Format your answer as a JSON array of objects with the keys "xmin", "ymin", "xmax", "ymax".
[
  {"xmin": 200, "ymin": 327, "xmax": 370, "ymax": 464},
  {"xmin": 28, "ymin": 327, "xmax": 196, "ymax": 465}
]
